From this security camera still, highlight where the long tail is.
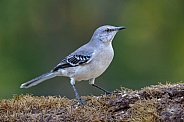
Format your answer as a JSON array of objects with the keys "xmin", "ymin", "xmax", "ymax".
[{"xmin": 20, "ymin": 72, "xmax": 57, "ymax": 88}]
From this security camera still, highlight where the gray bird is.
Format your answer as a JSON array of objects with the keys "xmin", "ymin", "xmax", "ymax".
[{"xmin": 20, "ymin": 25, "xmax": 125, "ymax": 104}]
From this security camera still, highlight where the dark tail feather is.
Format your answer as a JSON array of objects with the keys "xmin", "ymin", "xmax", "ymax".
[{"xmin": 20, "ymin": 72, "xmax": 56, "ymax": 88}]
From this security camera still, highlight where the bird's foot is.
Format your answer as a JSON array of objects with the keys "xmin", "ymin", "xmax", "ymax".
[
  {"xmin": 74, "ymin": 99, "xmax": 86, "ymax": 105},
  {"xmin": 105, "ymin": 91, "xmax": 112, "ymax": 95}
]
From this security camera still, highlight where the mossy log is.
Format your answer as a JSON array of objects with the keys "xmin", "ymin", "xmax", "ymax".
[{"xmin": 0, "ymin": 83, "xmax": 183, "ymax": 121}]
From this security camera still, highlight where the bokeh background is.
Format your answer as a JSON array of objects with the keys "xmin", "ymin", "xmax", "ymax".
[{"xmin": 0, "ymin": 1, "xmax": 184, "ymax": 99}]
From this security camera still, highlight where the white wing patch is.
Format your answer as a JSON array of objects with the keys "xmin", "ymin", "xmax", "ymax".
[{"xmin": 52, "ymin": 52, "xmax": 95, "ymax": 72}]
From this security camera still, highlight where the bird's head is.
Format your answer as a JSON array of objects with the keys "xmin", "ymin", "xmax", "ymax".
[{"xmin": 92, "ymin": 25, "xmax": 125, "ymax": 44}]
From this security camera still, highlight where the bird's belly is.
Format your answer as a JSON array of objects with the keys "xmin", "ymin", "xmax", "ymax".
[
  {"xmin": 75, "ymin": 50, "xmax": 114, "ymax": 81},
  {"xmin": 74, "ymin": 61, "xmax": 111, "ymax": 81}
]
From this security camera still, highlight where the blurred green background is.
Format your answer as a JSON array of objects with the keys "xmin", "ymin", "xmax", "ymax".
[{"xmin": 0, "ymin": 0, "xmax": 184, "ymax": 99}]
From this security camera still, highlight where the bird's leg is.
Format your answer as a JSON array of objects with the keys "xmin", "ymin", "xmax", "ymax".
[
  {"xmin": 71, "ymin": 84, "xmax": 85, "ymax": 104},
  {"xmin": 92, "ymin": 84, "xmax": 112, "ymax": 94},
  {"xmin": 89, "ymin": 78, "xmax": 112, "ymax": 95},
  {"xmin": 70, "ymin": 78, "xmax": 85, "ymax": 105}
]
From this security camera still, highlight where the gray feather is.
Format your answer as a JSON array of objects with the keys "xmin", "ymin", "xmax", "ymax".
[
  {"xmin": 20, "ymin": 72, "xmax": 56, "ymax": 88},
  {"xmin": 52, "ymin": 48, "xmax": 94, "ymax": 72}
]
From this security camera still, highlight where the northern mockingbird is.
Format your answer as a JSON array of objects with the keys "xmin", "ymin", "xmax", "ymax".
[{"xmin": 20, "ymin": 25, "xmax": 125, "ymax": 104}]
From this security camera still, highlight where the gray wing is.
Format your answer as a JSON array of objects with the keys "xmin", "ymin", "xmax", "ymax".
[{"xmin": 52, "ymin": 51, "xmax": 94, "ymax": 72}]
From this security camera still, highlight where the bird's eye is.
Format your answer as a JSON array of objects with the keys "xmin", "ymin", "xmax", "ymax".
[{"xmin": 105, "ymin": 28, "xmax": 110, "ymax": 32}]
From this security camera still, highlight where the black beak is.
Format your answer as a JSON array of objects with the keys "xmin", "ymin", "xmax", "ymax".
[{"xmin": 117, "ymin": 26, "xmax": 126, "ymax": 30}]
